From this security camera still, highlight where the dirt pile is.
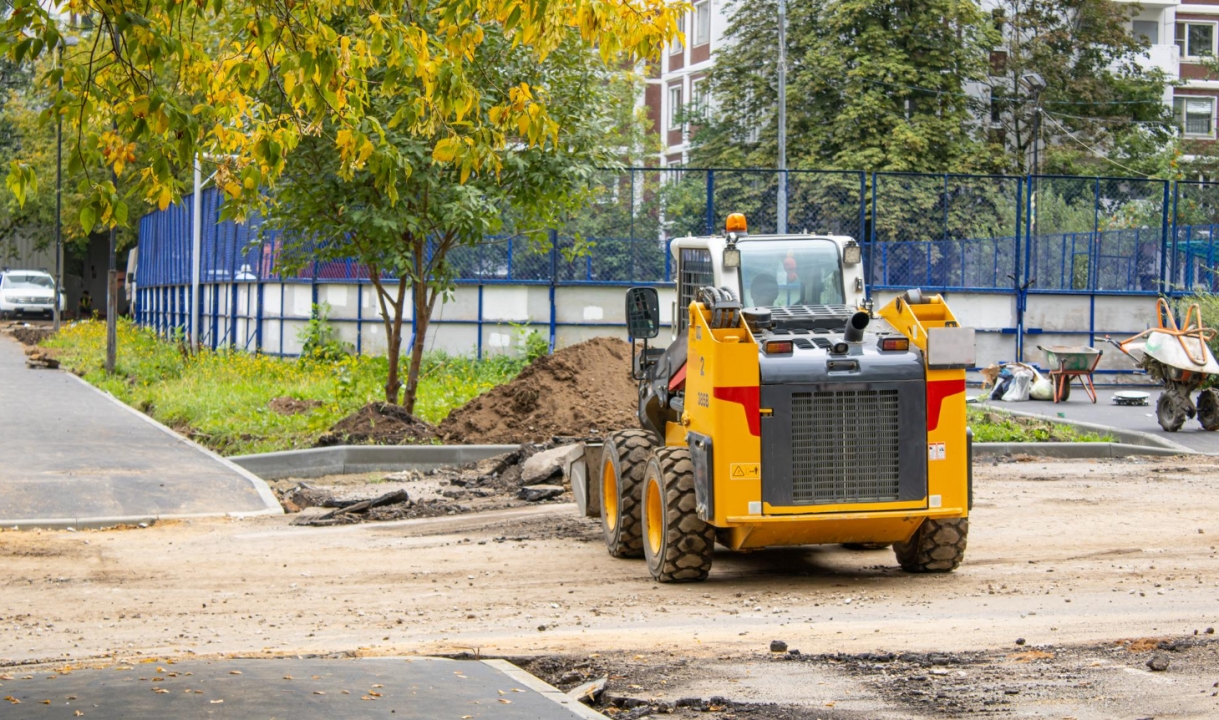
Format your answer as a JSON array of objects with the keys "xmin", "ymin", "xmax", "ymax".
[
  {"xmin": 315, "ymin": 402, "xmax": 436, "ymax": 446},
  {"xmin": 3, "ymin": 324, "xmax": 55, "ymax": 346},
  {"xmin": 439, "ymin": 336, "xmax": 638, "ymax": 444},
  {"xmin": 268, "ymin": 396, "xmax": 322, "ymax": 416}
]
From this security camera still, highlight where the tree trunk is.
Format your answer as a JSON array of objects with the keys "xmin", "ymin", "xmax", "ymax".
[
  {"xmin": 401, "ymin": 279, "xmax": 435, "ymax": 415},
  {"xmin": 370, "ymin": 269, "xmax": 408, "ymax": 405}
]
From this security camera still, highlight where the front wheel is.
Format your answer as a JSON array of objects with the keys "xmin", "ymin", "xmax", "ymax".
[
  {"xmin": 1157, "ymin": 392, "xmax": 1188, "ymax": 432},
  {"xmin": 894, "ymin": 518, "xmax": 968, "ymax": 573},
  {"xmin": 641, "ymin": 447, "xmax": 715, "ymax": 583}
]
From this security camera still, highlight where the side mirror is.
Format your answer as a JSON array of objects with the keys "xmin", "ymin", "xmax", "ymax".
[{"xmin": 625, "ymin": 286, "xmax": 660, "ymax": 340}]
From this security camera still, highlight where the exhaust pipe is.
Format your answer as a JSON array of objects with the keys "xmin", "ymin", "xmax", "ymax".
[{"xmin": 844, "ymin": 311, "xmax": 870, "ymax": 343}]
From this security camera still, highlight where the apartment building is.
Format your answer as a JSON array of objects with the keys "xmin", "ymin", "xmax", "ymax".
[{"xmin": 645, "ymin": 1, "xmax": 1218, "ymax": 166}]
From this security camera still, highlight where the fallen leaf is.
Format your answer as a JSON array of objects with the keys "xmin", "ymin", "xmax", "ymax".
[
  {"xmin": 153, "ymin": 688, "xmax": 169, "ymax": 694},
  {"xmin": 229, "ymin": 671, "xmax": 242, "ymax": 676},
  {"xmin": 341, "ymin": 690, "xmax": 350, "ymax": 695},
  {"xmin": 75, "ymin": 711, "xmax": 84, "ymax": 716},
  {"xmin": 499, "ymin": 698, "xmax": 512, "ymax": 704},
  {"xmin": 41, "ymin": 700, "xmax": 51, "ymax": 705},
  {"xmin": 0, "ymin": 675, "xmax": 11, "ymax": 680},
  {"xmin": 210, "ymin": 699, "xmax": 223, "ymax": 704},
  {"xmin": 156, "ymin": 667, "xmax": 166, "ymax": 673},
  {"xmin": 4, "ymin": 696, "xmax": 20, "ymax": 704},
  {"xmin": 313, "ymin": 691, "xmax": 326, "ymax": 695},
  {"xmin": 371, "ymin": 684, "xmax": 383, "ymax": 688},
  {"xmin": 369, "ymin": 691, "xmax": 382, "ymax": 697},
  {"xmin": 283, "ymin": 676, "xmax": 293, "ymax": 680}
]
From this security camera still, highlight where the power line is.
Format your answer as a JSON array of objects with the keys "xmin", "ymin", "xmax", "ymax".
[{"xmin": 1040, "ymin": 110, "xmax": 1150, "ymax": 178}]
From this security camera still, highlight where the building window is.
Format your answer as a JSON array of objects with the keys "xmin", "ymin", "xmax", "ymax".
[
  {"xmin": 1176, "ymin": 22, "xmax": 1216, "ymax": 59},
  {"xmin": 1133, "ymin": 20, "xmax": 1158, "ymax": 46},
  {"xmin": 670, "ymin": 14, "xmax": 684, "ymax": 55},
  {"xmin": 669, "ymin": 85, "xmax": 683, "ymax": 129},
  {"xmin": 694, "ymin": 0, "xmax": 711, "ymax": 46},
  {"xmin": 1174, "ymin": 96, "xmax": 1215, "ymax": 137},
  {"xmin": 691, "ymin": 77, "xmax": 709, "ymax": 117}
]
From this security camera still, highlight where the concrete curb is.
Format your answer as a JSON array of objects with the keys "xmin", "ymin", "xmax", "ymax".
[
  {"xmin": 975, "ymin": 402, "xmax": 1196, "ymax": 453},
  {"xmin": 230, "ymin": 444, "xmax": 521, "ymax": 480},
  {"xmin": 482, "ymin": 659, "xmax": 605, "ymax": 719},
  {"xmin": 974, "ymin": 441, "xmax": 1192, "ymax": 458}
]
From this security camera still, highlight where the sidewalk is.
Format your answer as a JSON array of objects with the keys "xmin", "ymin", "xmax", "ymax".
[
  {"xmin": 0, "ymin": 336, "xmax": 281, "ymax": 527},
  {"xmin": 0, "ymin": 657, "xmax": 600, "ymax": 719},
  {"xmin": 981, "ymin": 386, "xmax": 1219, "ymax": 454}
]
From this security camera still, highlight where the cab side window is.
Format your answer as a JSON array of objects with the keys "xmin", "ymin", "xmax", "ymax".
[{"xmin": 677, "ymin": 247, "xmax": 714, "ymax": 332}]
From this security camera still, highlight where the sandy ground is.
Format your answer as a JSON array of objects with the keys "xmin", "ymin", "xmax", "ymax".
[{"xmin": 3, "ymin": 455, "xmax": 1219, "ymax": 718}]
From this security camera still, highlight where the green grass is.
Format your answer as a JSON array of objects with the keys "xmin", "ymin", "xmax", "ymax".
[
  {"xmin": 42, "ymin": 319, "xmax": 527, "ymax": 456},
  {"xmin": 968, "ymin": 407, "xmax": 1114, "ymax": 443}
]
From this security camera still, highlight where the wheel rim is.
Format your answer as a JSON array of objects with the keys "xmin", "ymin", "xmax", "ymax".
[
  {"xmin": 602, "ymin": 460, "xmax": 618, "ymax": 531},
  {"xmin": 646, "ymin": 476, "xmax": 663, "ymax": 556}
]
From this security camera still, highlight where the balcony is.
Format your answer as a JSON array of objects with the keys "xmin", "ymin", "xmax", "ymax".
[
  {"xmin": 1135, "ymin": 43, "xmax": 1180, "ymax": 80},
  {"xmin": 1113, "ymin": 0, "xmax": 1178, "ymax": 7}
]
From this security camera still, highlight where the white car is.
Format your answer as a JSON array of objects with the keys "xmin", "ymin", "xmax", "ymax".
[{"xmin": 0, "ymin": 270, "xmax": 65, "ymax": 320}]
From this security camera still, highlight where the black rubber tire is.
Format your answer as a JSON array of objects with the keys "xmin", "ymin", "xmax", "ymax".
[
  {"xmin": 599, "ymin": 429, "xmax": 655, "ymax": 558},
  {"xmin": 842, "ymin": 543, "xmax": 892, "ymax": 550},
  {"xmin": 894, "ymin": 518, "xmax": 968, "ymax": 573},
  {"xmin": 1157, "ymin": 392, "xmax": 1188, "ymax": 432},
  {"xmin": 1198, "ymin": 388, "xmax": 1219, "ymax": 431},
  {"xmin": 641, "ymin": 447, "xmax": 715, "ymax": 582},
  {"xmin": 1056, "ymin": 375, "xmax": 1071, "ymax": 402}
]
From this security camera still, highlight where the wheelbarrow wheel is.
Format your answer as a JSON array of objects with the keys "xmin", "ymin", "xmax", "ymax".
[
  {"xmin": 1056, "ymin": 375, "xmax": 1071, "ymax": 402},
  {"xmin": 1157, "ymin": 392, "xmax": 1189, "ymax": 432},
  {"xmin": 1198, "ymin": 388, "xmax": 1219, "ymax": 431}
]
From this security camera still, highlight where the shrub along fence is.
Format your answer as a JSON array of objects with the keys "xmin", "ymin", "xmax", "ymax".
[{"xmin": 134, "ymin": 169, "xmax": 1219, "ymax": 375}]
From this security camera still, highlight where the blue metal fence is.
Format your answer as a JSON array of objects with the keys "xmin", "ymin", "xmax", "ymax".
[{"xmin": 134, "ymin": 169, "xmax": 1219, "ymax": 358}]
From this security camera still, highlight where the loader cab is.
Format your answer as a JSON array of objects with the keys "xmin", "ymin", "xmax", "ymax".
[{"xmin": 669, "ymin": 219, "xmax": 867, "ymax": 338}]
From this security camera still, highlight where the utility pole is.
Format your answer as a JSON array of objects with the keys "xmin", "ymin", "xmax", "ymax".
[
  {"xmin": 105, "ymin": 133, "xmax": 117, "ymax": 375},
  {"xmin": 53, "ymin": 36, "xmax": 78, "ymax": 330},
  {"xmin": 776, "ymin": 0, "xmax": 787, "ymax": 234}
]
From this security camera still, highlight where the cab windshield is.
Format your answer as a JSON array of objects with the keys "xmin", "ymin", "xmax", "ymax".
[{"xmin": 738, "ymin": 240, "xmax": 844, "ymax": 308}]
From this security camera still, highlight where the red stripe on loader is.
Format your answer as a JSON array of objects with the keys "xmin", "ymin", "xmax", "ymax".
[
  {"xmin": 669, "ymin": 363, "xmax": 687, "ymax": 392},
  {"xmin": 926, "ymin": 378, "xmax": 966, "ymax": 431},
  {"xmin": 713, "ymin": 386, "xmax": 761, "ymax": 436}
]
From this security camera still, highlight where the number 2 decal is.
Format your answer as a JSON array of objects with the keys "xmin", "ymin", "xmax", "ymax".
[{"xmin": 699, "ymin": 356, "xmax": 705, "ymax": 376}]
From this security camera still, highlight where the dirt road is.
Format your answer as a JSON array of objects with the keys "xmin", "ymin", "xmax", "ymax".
[{"xmin": 3, "ymin": 455, "xmax": 1219, "ymax": 717}]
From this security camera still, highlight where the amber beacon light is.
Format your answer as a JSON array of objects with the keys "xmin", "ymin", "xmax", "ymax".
[{"xmin": 725, "ymin": 213, "xmax": 748, "ymax": 233}]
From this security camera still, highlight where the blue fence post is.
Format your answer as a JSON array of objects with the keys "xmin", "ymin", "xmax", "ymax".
[
  {"xmin": 476, "ymin": 284, "xmax": 484, "ymax": 360},
  {"xmin": 857, "ymin": 171, "xmax": 867, "ymax": 295},
  {"xmin": 705, "ymin": 170, "xmax": 715, "ymax": 235},
  {"xmin": 548, "ymin": 229, "xmax": 558, "ymax": 353},
  {"xmin": 1168, "ymin": 182, "xmax": 1180, "ymax": 295},
  {"xmin": 356, "ymin": 283, "xmax": 363, "ymax": 356},
  {"xmin": 869, "ymin": 173, "xmax": 878, "ymax": 292}
]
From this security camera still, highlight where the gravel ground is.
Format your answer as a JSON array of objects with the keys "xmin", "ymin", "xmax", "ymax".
[{"xmin": 2, "ymin": 455, "xmax": 1219, "ymax": 718}]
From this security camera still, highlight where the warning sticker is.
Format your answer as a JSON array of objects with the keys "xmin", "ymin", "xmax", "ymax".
[
  {"xmin": 927, "ymin": 443, "xmax": 946, "ymax": 461},
  {"xmin": 730, "ymin": 463, "xmax": 760, "ymax": 479}
]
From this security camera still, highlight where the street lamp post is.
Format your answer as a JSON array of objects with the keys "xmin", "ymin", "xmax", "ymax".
[{"xmin": 53, "ymin": 35, "xmax": 79, "ymax": 331}]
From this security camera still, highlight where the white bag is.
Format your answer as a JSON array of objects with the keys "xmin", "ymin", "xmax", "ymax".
[
  {"xmin": 1029, "ymin": 373, "xmax": 1054, "ymax": 401},
  {"xmin": 1001, "ymin": 365, "xmax": 1035, "ymax": 402}
]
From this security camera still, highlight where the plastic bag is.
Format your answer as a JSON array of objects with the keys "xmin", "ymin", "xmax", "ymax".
[
  {"xmin": 1001, "ymin": 364, "xmax": 1035, "ymax": 402},
  {"xmin": 1029, "ymin": 374, "xmax": 1054, "ymax": 401}
]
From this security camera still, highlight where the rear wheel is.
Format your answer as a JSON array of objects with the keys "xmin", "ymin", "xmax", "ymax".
[
  {"xmin": 641, "ymin": 447, "xmax": 714, "ymax": 582},
  {"xmin": 1198, "ymin": 388, "xmax": 1219, "ymax": 431},
  {"xmin": 599, "ymin": 429, "xmax": 655, "ymax": 558},
  {"xmin": 1157, "ymin": 392, "xmax": 1188, "ymax": 432},
  {"xmin": 894, "ymin": 518, "xmax": 968, "ymax": 573}
]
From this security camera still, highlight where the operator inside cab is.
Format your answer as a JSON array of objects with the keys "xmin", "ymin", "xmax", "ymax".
[{"xmin": 741, "ymin": 240, "xmax": 845, "ymax": 308}]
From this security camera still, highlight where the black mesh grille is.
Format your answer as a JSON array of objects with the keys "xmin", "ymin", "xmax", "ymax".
[
  {"xmin": 791, "ymin": 389, "xmax": 901, "ymax": 504},
  {"xmin": 678, "ymin": 248, "xmax": 714, "ymax": 331}
]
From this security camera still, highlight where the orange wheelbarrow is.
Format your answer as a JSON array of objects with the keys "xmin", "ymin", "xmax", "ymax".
[{"xmin": 1037, "ymin": 345, "xmax": 1103, "ymax": 403}]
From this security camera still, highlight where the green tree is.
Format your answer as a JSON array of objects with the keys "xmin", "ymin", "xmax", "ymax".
[
  {"xmin": 269, "ymin": 26, "xmax": 644, "ymax": 412},
  {"xmin": 2, "ymin": 0, "xmax": 681, "ymax": 234},
  {"xmin": 988, "ymin": 0, "xmax": 1174, "ymax": 177},
  {"xmin": 692, "ymin": 0, "xmax": 996, "ymax": 173}
]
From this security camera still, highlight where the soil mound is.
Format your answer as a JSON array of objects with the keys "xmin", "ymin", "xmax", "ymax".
[
  {"xmin": 439, "ymin": 336, "xmax": 638, "ymax": 444},
  {"xmin": 316, "ymin": 402, "xmax": 436, "ymax": 447},
  {"xmin": 268, "ymin": 396, "xmax": 322, "ymax": 416},
  {"xmin": 8, "ymin": 325, "xmax": 55, "ymax": 346}
]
